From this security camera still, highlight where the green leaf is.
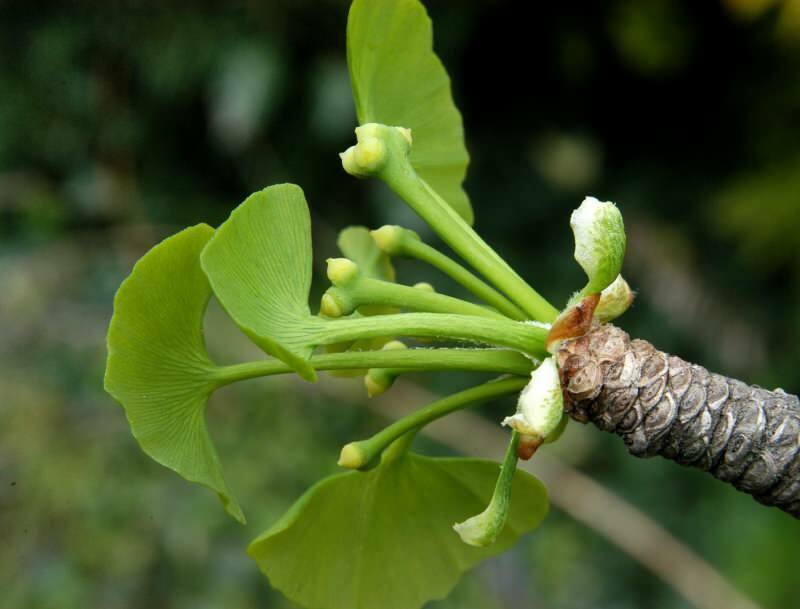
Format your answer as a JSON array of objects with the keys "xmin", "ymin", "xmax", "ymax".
[
  {"xmin": 337, "ymin": 225, "xmax": 395, "ymax": 282},
  {"xmin": 249, "ymin": 453, "xmax": 548, "ymax": 609},
  {"xmin": 570, "ymin": 196, "xmax": 626, "ymax": 297},
  {"xmin": 104, "ymin": 224, "xmax": 245, "ymax": 524},
  {"xmin": 201, "ymin": 184, "xmax": 322, "ymax": 382},
  {"xmin": 347, "ymin": 0, "xmax": 473, "ymax": 224}
]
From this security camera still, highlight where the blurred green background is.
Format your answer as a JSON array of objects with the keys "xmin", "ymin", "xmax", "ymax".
[{"xmin": 2, "ymin": 0, "xmax": 800, "ymax": 608}]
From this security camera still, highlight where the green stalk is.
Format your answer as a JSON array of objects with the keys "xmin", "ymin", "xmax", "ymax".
[
  {"xmin": 396, "ymin": 234, "xmax": 528, "ymax": 320},
  {"xmin": 339, "ymin": 377, "xmax": 528, "ymax": 469},
  {"xmin": 380, "ymin": 431, "xmax": 418, "ymax": 465},
  {"xmin": 331, "ymin": 275, "xmax": 507, "ymax": 320},
  {"xmin": 374, "ymin": 127, "xmax": 559, "ymax": 322},
  {"xmin": 453, "ymin": 430, "xmax": 521, "ymax": 547},
  {"xmin": 312, "ymin": 312, "xmax": 548, "ymax": 357},
  {"xmin": 213, "ymin": 347, "xmax": 533, "ymax": 386}
]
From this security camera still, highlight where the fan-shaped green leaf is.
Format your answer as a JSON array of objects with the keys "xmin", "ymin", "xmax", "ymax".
[
  {"xmin": 347, "ymin": 0, "xmax": 473, "ymax": 224},
  {"xmin": 200, "ymin": 184, "xmax": 322, "ymax": 382},
  {"xmin": 249, "ymin": 453, "xmax": 548, "ymax": 609},
  {"xmin": 104, "ymin": 224, "xmax": 245, "ymax": 524}
]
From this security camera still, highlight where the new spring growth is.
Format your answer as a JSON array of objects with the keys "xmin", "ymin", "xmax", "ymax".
[
  {"xmin": 502, "ymin": 357, "xmax": 564, "ymax": 459},
  {"xmin": 340, "ymin": 123, "xmax": 412, "ymax": 178},
  {"xmin": 547, "ymin": 198, "xmax": 628, "ymax": 350},
  {"xmin": 571, "ymin": 196, "xmax": 626, "ymax": 298},
  {"xmin": 595, "ymin": 274, "xmax": 634, "ymax": 323},
  {"xmin": 453, "ymin": 432, "xmax": 521, "ymax": 547},
  {"xmin": 364, "ymin": 340, "xmax": 407, "ymax": 397}
]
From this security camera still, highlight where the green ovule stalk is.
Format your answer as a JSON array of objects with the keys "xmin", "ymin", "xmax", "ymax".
[
  {"xmin": 321, "ymin": 257, "xmax": 506, "ymax": 320},
  {"xmin": 339, "ymin": 377, "xmax": 529, "ymax": 469},
  {"xmin": 371, "ymin": 225, "xmax": 528, "ymax": 320},
  {"xmin": 341, "ymin": 123, "xmax": 559, "ymax": 323}
]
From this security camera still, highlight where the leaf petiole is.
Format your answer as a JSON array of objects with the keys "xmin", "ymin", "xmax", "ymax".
[
  {"xmin": 312, "ymin": 311, "xmax": 548, "ymax": 357},
  {"xmin": 213, "ymin": 347, "xmax": 533, "ymax": 387}
]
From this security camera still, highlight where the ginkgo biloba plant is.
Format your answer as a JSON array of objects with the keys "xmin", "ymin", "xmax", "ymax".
[{"xmin": 104, "ymin": 0, "xmax": 800, "ymax": 607}]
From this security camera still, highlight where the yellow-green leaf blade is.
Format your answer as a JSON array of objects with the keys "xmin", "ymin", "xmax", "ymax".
[
  {"xmin": 347, "ymin": 0, "xmax": 473, "ymax": 224},
  {"xmin": 104, "ymin": 224, "xmax": 245, "ymax": 524},
  {"xmin": 248, "ymin": 454, "xmax": 548, "ymax": 609},
  {"xmin": 200, "ymin": 184, "xmax": 321, "ymax": 381}
]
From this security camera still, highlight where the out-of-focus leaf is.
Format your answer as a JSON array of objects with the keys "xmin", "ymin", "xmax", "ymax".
[
  {"xmin": 104, "ymin": 224, "xmax": 245, "ymax": 524},
  {"xmin": 608, "ymin": 0, "xmax": 691, "ymax": 76},
  {"xmin": 713, "ymin": 158, "xmax": 800, "ymax": 268},
  {"xmin": 347, "ymin": 0, "xmax": 473, "ymax": 224},
  {"xmin": 209, "ymin": 43, "xmax": 284, "ymax": 153}
]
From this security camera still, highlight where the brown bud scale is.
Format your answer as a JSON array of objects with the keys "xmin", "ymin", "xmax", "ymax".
[{"xmin": 557, "ymin": 324, "xmax": 800, "ymax": 518}]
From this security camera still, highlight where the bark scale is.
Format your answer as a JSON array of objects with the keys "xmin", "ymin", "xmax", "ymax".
[{"xmin": 556, "ymin": 324, "xmax": 800, "ymax": 518}]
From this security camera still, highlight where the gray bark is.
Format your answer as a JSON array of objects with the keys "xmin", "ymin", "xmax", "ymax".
[{"xmin": 556, "ymin": 324, "xmax": 800, "ymax": 518}]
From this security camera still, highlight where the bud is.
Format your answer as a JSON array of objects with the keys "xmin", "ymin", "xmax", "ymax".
[
  {"xmin": 340, "ymin": 139, "xmax": 385, "ymax": 178},
  {"xmin": 339, "ymin": 146, "xmax": 360, "ymax": 176},
  {"xmin": 356, "ymin": 122, "xmax": 383, "ymax": 140},
  {"xmin": 319, "ymin": 288, "xmax": 355, "ymax": 318},
  {"xmin": 338, "ymin": 442, "xmax": 367, "ymax": 469},
  {"xmin": 354, "ymin": 137, "xmax": 386, "ymax": 170},
  {"xmin": 502, "ymin": 357, "xmax": 564, "ymax": 452},
  {"xmin": 326, "ymin": 257, "xmax": 360, "ymax": 286},
  {"xmin": 364, "ymin": 340, "xmax": 407, "ymax": 397},
  {"xmin": 571, "ymin": 196, "xmax": 626, "ymax": 295},
  {"xmin": 594, "ymin": 274, "xmax": 634, "ymax": 323},
  {"xmin": 412, "ymin": 282, "xmax": 435, "ymax": 293},
  {"xmin": 370, "ymin": 225, "xmax": 420, "ymax": 256},
  {"xmin": 340, "ymin": 123, "xmax": 411, "ymax": 178}
]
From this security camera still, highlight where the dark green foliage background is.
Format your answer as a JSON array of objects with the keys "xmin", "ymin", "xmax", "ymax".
[{"xmin": 2, "ymin": 1, "xmax": 799, "ymax": 608}]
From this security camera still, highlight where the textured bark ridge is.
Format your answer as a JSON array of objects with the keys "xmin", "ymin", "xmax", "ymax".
[{"xmin": 556, "ymin": 324, "xmax": 800, "ymax": 518}]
